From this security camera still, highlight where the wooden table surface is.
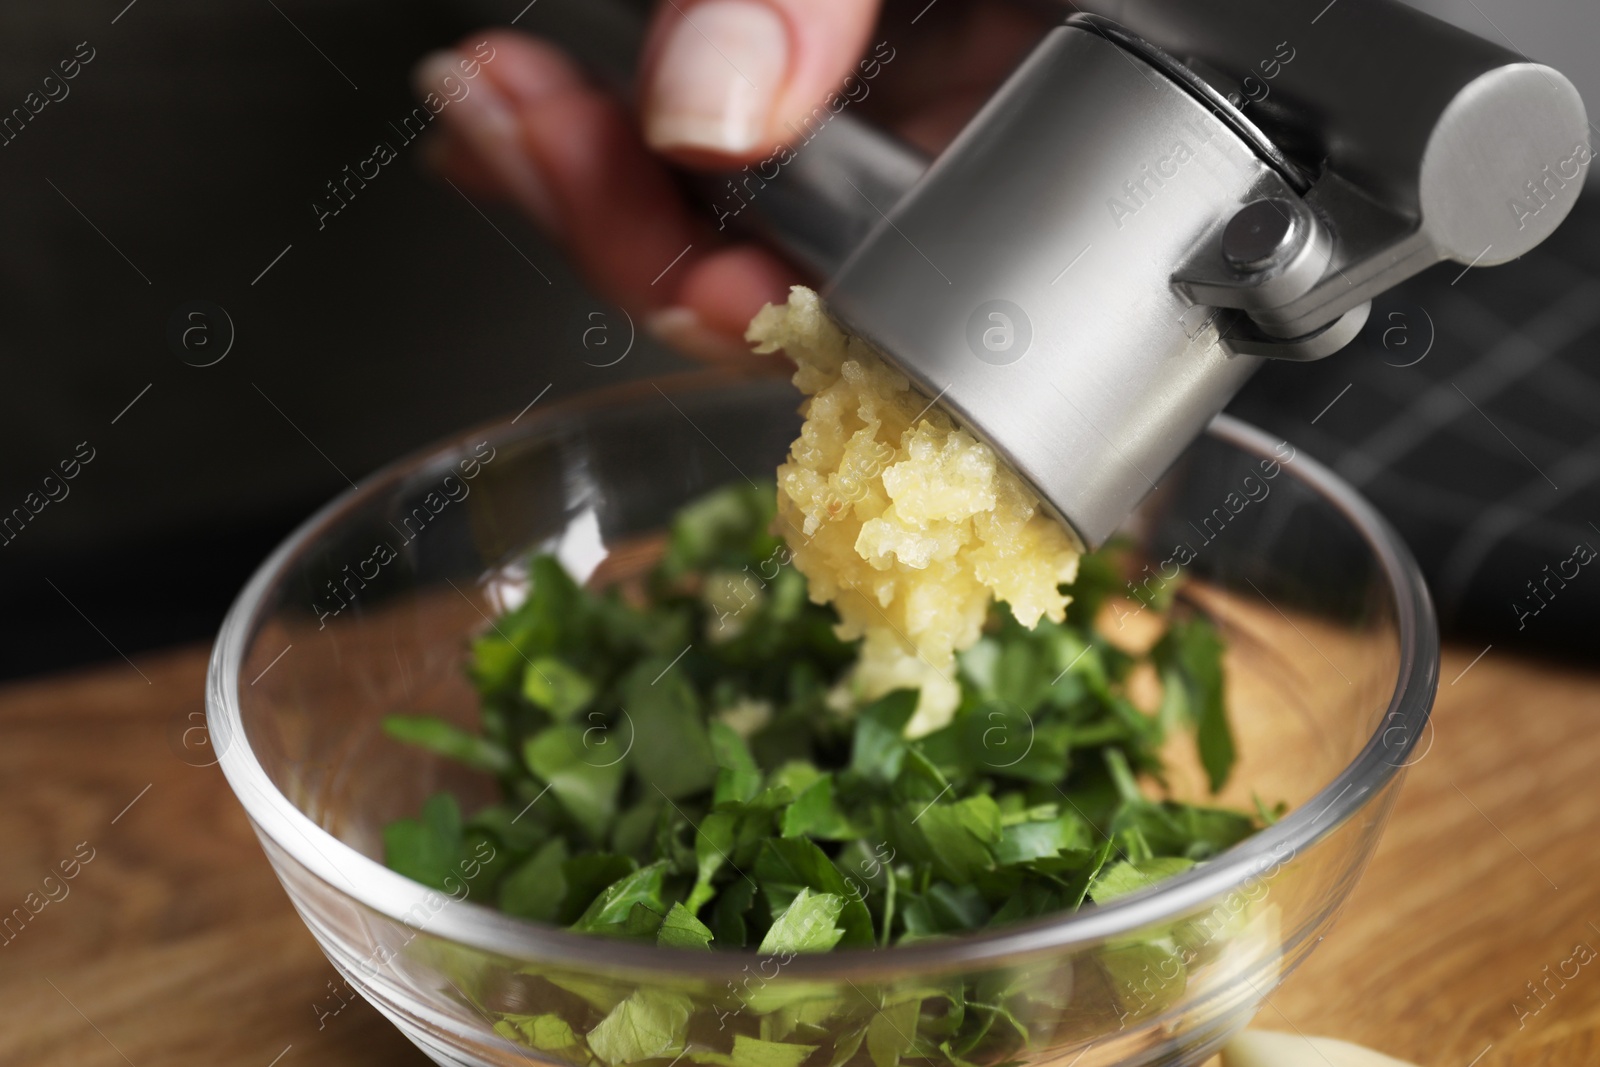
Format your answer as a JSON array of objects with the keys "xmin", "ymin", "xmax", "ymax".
[{"xmin": 1, "ymin": 642, "xmax": 1597, "ymax": 1067}]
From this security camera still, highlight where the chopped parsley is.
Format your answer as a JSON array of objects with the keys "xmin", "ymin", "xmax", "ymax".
[{"xmin": 380, "ymin": 483, "xmax": 1262, "ymax": 1065}]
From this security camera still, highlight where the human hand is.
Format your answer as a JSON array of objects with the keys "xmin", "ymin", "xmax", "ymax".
[{"xmin": 414, "ymin": 1, "xmax": 1048, "ymax": 359}]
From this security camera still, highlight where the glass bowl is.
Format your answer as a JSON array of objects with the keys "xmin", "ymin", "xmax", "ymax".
[{"xmin": 207, "ymin": 371, "xmax": 1438, "ymax": 1067}]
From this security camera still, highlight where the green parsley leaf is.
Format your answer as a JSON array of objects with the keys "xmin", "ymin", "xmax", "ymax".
[
  {"xmin": 382, "ymin": 716, "xmax": 514, "ymax": 777},
  {"xmin": 1153, "ymin": 617, "xmax": 1233, "ymax": 792},
  {"xmin": 755, "ymin": 838, "xmax": 874, "ymax": 948},
  {"xmin": 492, "ymin": 1013, "xmax": 585, "ymax": 1056},
  {"xmin": 557, "ymin": 854, "xmax": 637, "ymax": 925},
  {"xmin": 522, "ymin": 656, "xmax": 598, "ymax": 720},
  {"xmin": 685, "ymin": 810, "xmax": 736, "ymax": 914},
  {"xmin": 759, "ymin": 888, "xmax": 846, "ymax": 954},
  {"xmin": 1089, "ymin": 857, "xmax": 1198, "ymax": 904},
  {"xmin": 994, "ymin": 812, "xmax": 1089, "ymax": 865},
  {"xmin": 710, "ymin": 876, "xmax": 760, "ymax": 948},
  {"xmin": 572, "ymin": 861, "xmax": 672, "ymax": 932},
  {"xmin": 523, "ymin": 725, "xmax": 625, "ymax": 842},
  {"xmin": 850, "ymin": 690, "xmax": 919, "ymax": 783},
  {"xmin": 711, "ymin": 720, "xmax": 764, "ymax": 806},
  {"xmin": 914, "ymin": 795, "xmax": 1003, "ymax": 884},
  {"xmin": 586, "ymin": 989, "xmax": 692, "ymax": 1066},
  {"xmin": 866, "ymin": 999, "xmax": 920, "ymax": 1067},
  {"xmin": 382, "ymin": 792, "xmax": 463, "ymax": 891},
  {"xmin": 498, "ymin": 838, "xmax": 569, "ymax": 922},
  {"xmin": 657, "ymin": 901, "xmax": 715, "ymax": 949},
  {"xmin": 900, "ymin": 883, "xmax": 989, "ymax": 935},
  {"xmin": 829, "ymin": 1027, "xmax": 869, "ymax": 1067},
  {"xmin": 1099, "ymin": 939, "xmax": 1188, "ymax": 1019},
  {"xmin": 659, "ymin": 482, "xmax": 777, "ymax": 582},
  {"xmin": 622, "ymin": 657, "xmax": 717, "ymax": 800},
  {"xmin": 693, "ymin": 1034, "xmax": 819, "ymax": 1067},
  {"xmin": 781, "ymin": 775, "xmax": 854, "ymax": 840}
]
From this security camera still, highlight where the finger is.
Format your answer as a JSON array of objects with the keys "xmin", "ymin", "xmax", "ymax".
[
  {"xmin": 513, "ymin": 71, "xmax": 714, "ymax": 310},
  {"xmin": 639, "ymin": 0, "xmax": 885, "ymax": 163},
  {"xmin": 420, "ymin": 33, "xmax": 800, "ymax": 359},
  {"xmin": 650, "ymin": 246, "xmax": 796, "ymax": 364},
  {"xmin": 673, "ymin": 244, "xmax": 795, "ymax": 343},
  {"xmin": 515, "ymin": 78, "xmax": 798, "ymax": 363},
  {"xmin": 412, "ymin": 35, "xmax": 577, "ymax": 233}
]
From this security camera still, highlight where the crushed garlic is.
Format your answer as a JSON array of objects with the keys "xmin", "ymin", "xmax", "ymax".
[{"xmin": 747, "ymin": 286, "xmax": 1081, "ymax": 736}]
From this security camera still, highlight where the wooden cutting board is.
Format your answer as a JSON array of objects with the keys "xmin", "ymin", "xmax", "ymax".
[{"xmin": 0, "ymin": 642, "xmax": 1596, "ymax": 1067}]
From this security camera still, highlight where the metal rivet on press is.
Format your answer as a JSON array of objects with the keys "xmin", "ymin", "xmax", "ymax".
[{"xmin": 1222, "ymin": 198, "xmax": 1304, "ymax": 273}]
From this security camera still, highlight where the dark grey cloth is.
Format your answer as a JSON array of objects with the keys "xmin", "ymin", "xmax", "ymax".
[{"xmin": 1227, "ymin": 193, "xmax": 1600, "ymax": 658}]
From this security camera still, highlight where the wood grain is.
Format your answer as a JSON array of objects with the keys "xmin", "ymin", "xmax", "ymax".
[
  {"xmin": 0, "ymin": 648, "xmax": 427, "ymax": 1067},
  {"xmin": 0, "ymin": 642, "xmax": 1595, "ymax": 1067}
]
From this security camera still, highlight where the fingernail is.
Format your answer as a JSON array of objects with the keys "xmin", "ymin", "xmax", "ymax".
[
  {"xmin": 646, "ymin": 307, "xmax": 757, "ymax": 362},
  {"xmin": 412, "ymin": 50, "xmax": 561, "ymax": 234},
  {"xmin": 644, "ymin": 0, "xmax": 788, "ymax": 154}
]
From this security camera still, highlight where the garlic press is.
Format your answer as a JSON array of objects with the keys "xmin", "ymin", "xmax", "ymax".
[{"xmin": 721, "ymin": 0, "xmax": 1588, "ymax": 547}]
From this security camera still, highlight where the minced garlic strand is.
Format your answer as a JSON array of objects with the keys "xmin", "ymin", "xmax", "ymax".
[{"xmin": 747, "ymin": 286, "xmax": 1081, "ymax": 737}]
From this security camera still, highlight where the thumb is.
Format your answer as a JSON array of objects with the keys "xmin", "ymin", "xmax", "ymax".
[{"xmin": 640, "ymin": 0, "xmax": 886, "ymax": 162}]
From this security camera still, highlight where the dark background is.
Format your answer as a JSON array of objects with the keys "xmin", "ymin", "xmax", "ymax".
[{"xmin": 0, "ymin": 0, "xmax": 1594, "ymax": 682}]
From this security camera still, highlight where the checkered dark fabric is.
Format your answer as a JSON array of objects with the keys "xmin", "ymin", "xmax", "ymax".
[{"xmin": 1227, "ymin": 194, "xmax": 1600, "ymax": 658}]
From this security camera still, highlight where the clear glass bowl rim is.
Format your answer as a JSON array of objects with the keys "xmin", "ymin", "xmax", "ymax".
[{"xmin": 206, "ymin": 369, "xmax": 1439, "ymax": 982}]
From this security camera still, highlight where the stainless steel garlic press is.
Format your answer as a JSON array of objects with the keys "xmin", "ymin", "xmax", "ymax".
[{"xmin": 725, "ymin": 0, "xmax": 1589, "ymax": 549}]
